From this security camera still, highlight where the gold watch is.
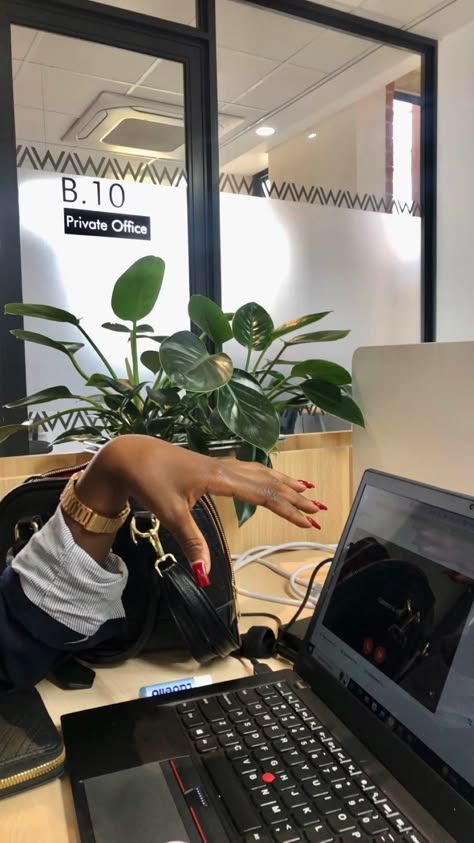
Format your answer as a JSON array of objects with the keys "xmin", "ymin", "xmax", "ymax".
[{"xmin": 60, "ymin": 471, "xmax": 130, "ymax": 534}]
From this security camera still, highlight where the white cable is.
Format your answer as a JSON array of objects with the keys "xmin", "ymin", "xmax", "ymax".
[{"xmin": 233, "ymin": 540, "xmax": 337, "ymax": 607}]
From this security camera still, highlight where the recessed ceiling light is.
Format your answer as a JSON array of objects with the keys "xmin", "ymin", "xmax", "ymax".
[
  {"xmin": 308, "ymin": 132, "xmax": 317, "ymax": 139},
  {"xmin": 256, "ymin": 126, "xmax": 275, "ymax": 137}
]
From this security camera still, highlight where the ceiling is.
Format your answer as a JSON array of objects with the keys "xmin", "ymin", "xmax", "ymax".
[{"xmin": 11, "ymin": 0, "xmax": 474, "ymax": 174}]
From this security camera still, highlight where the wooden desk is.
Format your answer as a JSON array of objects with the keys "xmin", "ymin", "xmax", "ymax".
[{"xmin": 0, "ymin": 551, "xmax": 330, "ymax": 842}]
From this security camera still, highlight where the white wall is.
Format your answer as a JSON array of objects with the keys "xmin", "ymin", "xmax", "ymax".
[{"xmin": 437, "ymin": 19, "xmax": 474, "ymax": 341}]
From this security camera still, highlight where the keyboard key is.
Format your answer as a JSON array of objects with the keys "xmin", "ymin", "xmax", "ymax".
[
  {"xmin": 373, "ymin": 833, "xmax": 397, "ymax": 843},
  {"xmin": 266, "ymin": 757, "xmax": 285, "ymax": 774},
  {"xmin": 238, "ymin": 719, "xmax": 258, "ymax": 735},
  {"xmin": 303, "ymin": 777, "xmax": 329, "ymax": 799},
  {"xmin": 333, "ymin": 750, "xmax": 352, "ymax": 766},
  {"xmin": 273, "ymin": 772, "xmax": 296, "ymax": 792},
  {"xmin": 368, "ymin": 789, "xmax": 387, "ymax": 805},
  {"xmin": 345, "ymin": 796, "xmax": 372, "ymax": 816},
  {"xmin": 317, "ymin": 731, "xmax": 332, "ymax": 743},
  {"xmin": 308, "ymin": 750, "xmax": 332, "ymax": 767},
  {"xmin": 359, "ymin": 813, "xmax": 389, "ymax": 835},
  {"xmin": 246, "ymin": 731, "xmax": 266, "ymax": 748},
  {"xmin": 189, "ymin": 726, "xmax": 209, "ymax": 740},
  {"xmin": 203, "ymin": 754, "xmax": 262, "ymax": 834},
  {"xmin": 242, "ymin": 771, "xmax": 264, "ymax": 790},
  {"xmin": 379, "ymin": 800, "xmax": 399, "ymax": 818},
  {"xmin": 299, "ymin": 737, "xmax": 319, "ymax": 754},
  {"xmin": 357, "ymin": 776, "xmax": 375, "ymax": 792},
  {"xmin": 262, "ymin": 803, "xmax": 289, "ymax": 825},
  {"xmin": 199, "ymin": 697, "xmax": 223, "ymax": 722},
  {"xmin": 279, "ymin": 715, "xmax": 300, "ymax": 729},
  {"xmin": 290, "ymin": 700, "xmax": 306, "ymax": 712},
  {"xmin": 265, "ymin": 724, "xmax": 286, "ymax": 740},
  {"xmin": 282, "ymin": 787, "xmax": 308, "ymax": 810},
  {"xmin": 225, "ymin": 742, "xmax": 248, "ymax": 760},
  {"xmin": 195, "ymin": 737, "xmax": 218, "ymax": 753},
  {"xmin": 252, "ymin": 786, "xmax": 277, "ymax": 808},
  {"xmin": 307, "ymin": 720, "xmax": 323, "ymax": 733},
  {"xmin": 324, "ymin": 739, "xmax": 341, "ymax": 753},
  {"xmin": 332, "ymin": 778, "xmax": 359, "ymax": 799},
  {"xmin": 182, "ymin": 711, "xmax": 204, "ymax": 727},
  {"xmin": 219, "ymin": 692, "xmax": 240, "ymax": 712},
  {"xmin": 230, "ymin": 708, "xmax": 248, "ymax": 723},
  {"xmin": 257, "ymin": 684, "xmax": 275, "ymax": 698},
  {"xmin": 238, "ymin": 689, "xmax": 260, "ymax": 705},
  {"xmin": 235, "ymin": 756, "xmax": 257, "ymax": 775},
  {"xmin": 288, "ymin": 726, "xmax": 311, "ymax": 741},
  {"xmin": 293, "ymin": 762, "xmax": 315, "ymax": 782},
  {"xmin": 274, "ymin": 737, "xmax": 296, "ymax": 754},
  {"xmin": 218, "ymin": 730, "xmax": 239, "ymax": 747},
  {"xmin": 177, "ymin": 701, "xmax": 196, "ymax": 713},
  {"xmin": 256, "ymin": 713, "xmax": 277, "ymax": 728},
  {"xmin": 305, "ymin": 823, "xmax": 334, "ymax": 843},
  {"xmin": 340, "ymin": 832, "xmax": 370, "ymax": 842},
  {"xmin": 275, "ymin": 681, "xmax": 293, "ymax": 696},
  {"xmin": 253, "ymin": 744, "xmax": 275, "ymax": 762},
  {"xmin": 211, "ymin": 718, "xmax": 231, "ymax": 734},
  {"xmin": 299, "ymin": 709, "xmax": 318, "ymax": 723},
  {"xmin": 286, "ymin": 749, "xmax": 305, "ymax": 767},
  {"xmin": 314, "ymin": 793, "xmax": 342, "ymax": 815},
  {"xmin": 249, "ymin": 702, "xmax": 268, "ymax": 716},
  {"xmin": 403, "ymin": 832, "xmax": 427, "ymax": 843},
  {"xmin": 264, "ymin": 694, "xmax": 281, "ymax": 707},
  {"xmin": 320, "ymin": 764, "xmax": 345, "ymax": 783},
  {"xmin": 345, "ymin": 762, "xmax": 362, "ymax": 777},
  {"xmin": 389, "ymin": 814, "xmax": 412, "ymax": 834},
  {"xmin": 272, "ymin": 703, "xmax": 292, "ymax": 717},
  {"xmin": 293, "ymin": 803, "xmax": 320, "ymax": 827},
  {"xmin": 245, "ymin": 833, "xmax": 272, "ymax": 843},
  {"xmin": 273, "ymin": 821, "xmax": 302, "ymax": 842},
  {"xmin": 327, "ymin": 810, "xmax": 356, "ymax": 833}
]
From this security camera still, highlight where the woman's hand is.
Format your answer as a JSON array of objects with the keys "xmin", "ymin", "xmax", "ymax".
[{"xmin": 71, "ymin": 435, "xmax": 327, "ymax": 581}]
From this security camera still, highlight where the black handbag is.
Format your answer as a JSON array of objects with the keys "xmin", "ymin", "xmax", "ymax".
[{"xmin": 0, "ymin": 464, "xmax": 240, "ymax": 675}]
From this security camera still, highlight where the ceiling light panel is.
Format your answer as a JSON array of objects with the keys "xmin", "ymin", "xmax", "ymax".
[{"xmin": 28, "ymin": 32, "xmax": 153, "ymax": 82}]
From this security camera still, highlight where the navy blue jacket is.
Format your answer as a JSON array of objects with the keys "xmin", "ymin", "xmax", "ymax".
[{"xmin": 0, "ymin": 567, "xmax": 124, "ymax": 692}]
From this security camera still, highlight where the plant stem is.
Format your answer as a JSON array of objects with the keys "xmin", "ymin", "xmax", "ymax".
[
  {"xmin": 130, "ymin": 321, "xmax": 139, "ymax": 385},
  {"xmin": 252, "ymin": 347, "xmax": 269, "ymax": 374},
  {"xmin": 78, "ymin": 326, "xmax": 118, "ymax": 379},
  {"xmin": 244, "ymin": 347, "xmax": 252, "ymax": 371},
  {"xmin": 68, "ymin": 353, "xmax": 91, "ymax": 383},
  {"xmin": 257, "ymin": 342, "xmax": 286, "ymax": 382}
]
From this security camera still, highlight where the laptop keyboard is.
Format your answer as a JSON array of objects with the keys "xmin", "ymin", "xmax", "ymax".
[{"xmin": 177, "ymin": 680, "xmax": 427, "ymax": 843}]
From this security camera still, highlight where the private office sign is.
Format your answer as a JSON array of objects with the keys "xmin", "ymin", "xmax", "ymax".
[{"xmin": 62, "ymin": 176, "xmax": 151, "ymax": 240}]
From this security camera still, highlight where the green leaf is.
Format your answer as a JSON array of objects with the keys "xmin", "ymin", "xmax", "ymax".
[
  {"xmin": 146, "ymin": 335, "xmax": 168, "ymax": 344},
  {"xmin": 111, "ymin": 256, "xmax": 165, "ymax": 321},
  {"xmin": 54, "ymin": 426, "xmax": 104, "ymax": 443},
  {"xmin": 0, "ymin": 423, "xmax": 29, "ymax": 443},
  {"xmin": 272, "ymin": 311, "xmax": 331, "ymax": 340},
  {"xmin": 103, "ymin": 394, "xmax": 123, "ymax": 411},
  {"xmin": 146, "ymin": 387, "xmax": 181, "ymax": 408},
  {"xmin": 186, "ymin": 427, "xmax": 210, "ymax": 454},
  {"xmin": 233, "ymin": 303, "xmax": 274, "ymax": 350},
  {"xmin": 102, "ymin": 322, "xmax": 130, "ymax": 333},
  {"xmin": 188, "ymin": 295, "xmax": 233, "ymax": 344},
  {"xmin": 291, "ymin": 359, "xmax": 351, "ymax": 385},
  {"xmin": 160, "ymin": 331, "xmax": 233, "ymax": 393},
  {"xmin": 285, "ymin": 330, "xmax": 350, "ymax": 346},
  {"xmin": 86, "ymin": 373, "xmax": 128, "ymax": 393},
  {"xmin": 5, "ymin": 303, "xmax": 79, "ymax": 325},
  {"xmin": 302, "ymin": 379, "xmax": 364, "ymax": 426},
  {"xmin": 136, "ymin": 324, "xmax": 154, "ymax": 333},
  {"xmin": 4, "ymin": 385, "xmax": 77, "ymax": 408},
  {"xmin": 140, "ymin": 350, "xmax": 161, "ymax": 374},
  {"xmin": 217, "ymin": 370, "xmax": 280, "ymax": 453},
  {"xmin": 10, "ymin": 330, "xmax": 84, "ymax": 355}
]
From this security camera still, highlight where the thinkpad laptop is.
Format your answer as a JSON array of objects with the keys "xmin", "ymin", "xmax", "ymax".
[{"xmin": 62, "ymin": 470, "xmax": 474, "ymax": 843}]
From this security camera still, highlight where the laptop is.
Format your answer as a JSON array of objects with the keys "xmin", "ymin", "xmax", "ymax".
[{"xmin": 62, "ymin": 470, "xmax": 474, "ymax": 843}]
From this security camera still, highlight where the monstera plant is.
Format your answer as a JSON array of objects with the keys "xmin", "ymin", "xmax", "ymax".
[{"xmin": 1, "ymin": 255, "xmax": 363, "ymax": 523}]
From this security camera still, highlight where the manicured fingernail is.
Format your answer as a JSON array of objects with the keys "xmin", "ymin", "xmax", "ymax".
[
  {"xmin": 192, "ymin": 561, "xmax": 210, "ymax": 587},
  {"xmin": 312, "ymin": 500, "xmax": 328, "ymax": 511},
  {"xmin": 307, "ymin": 517, "xmax": 321, "ymax": 530},
  {"xmin": 298, "ymin": 480, "xmax": 315, "ymax": 489}
]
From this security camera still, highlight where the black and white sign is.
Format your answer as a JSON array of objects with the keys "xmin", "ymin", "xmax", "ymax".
[{"xmin": 64, "ymin": 208, "xmax": 151, "ymax": 240}]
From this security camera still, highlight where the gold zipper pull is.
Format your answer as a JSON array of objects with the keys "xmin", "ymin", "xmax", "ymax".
[{"xmin": 129, "ymin": 515, "xmax": 177, "ymax": 577}]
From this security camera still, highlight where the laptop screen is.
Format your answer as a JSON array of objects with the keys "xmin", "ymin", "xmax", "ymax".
[{"xmin": 308, "ymin": 477, "xmax": 474, "ymax": 806}]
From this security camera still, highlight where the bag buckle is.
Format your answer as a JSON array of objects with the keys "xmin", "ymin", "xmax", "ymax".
[
  {"xmin": 14, "ymin": 517, "xmax": 41, "ymax": 543},
  {"xmin": 129, "ymin": 515, "xmax": 177, "ymax": 578}
]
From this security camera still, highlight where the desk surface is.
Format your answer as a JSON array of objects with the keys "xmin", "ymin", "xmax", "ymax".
[{"xmin": 1, "ymin": 550, "xmax": 330, "ymax": 842}]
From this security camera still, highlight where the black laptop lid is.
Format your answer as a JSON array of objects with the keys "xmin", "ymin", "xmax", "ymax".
[{"xmin": 300, "ymin": 470, "xmax": 474, "ymax": 839}]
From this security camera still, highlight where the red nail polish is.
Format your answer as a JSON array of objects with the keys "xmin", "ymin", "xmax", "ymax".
[
  {"xmin": 192, "ymin": 561, "xmax": 210, "ymax": 587},
  {"xmin": 312, "ymin": 500, "xmax": 328, "ymax": 511},
  {"xmin": 298, "ymin": 480, "xmax": 315, "ymax": 489},
  {"xmin": 307, "ymin": 517, "xmax": 321, "ymax": 530}
]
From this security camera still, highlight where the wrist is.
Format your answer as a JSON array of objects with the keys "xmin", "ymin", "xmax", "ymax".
[{"xmin": 75, "ymin": 439, "xmax": 131, "ymax": 517}]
